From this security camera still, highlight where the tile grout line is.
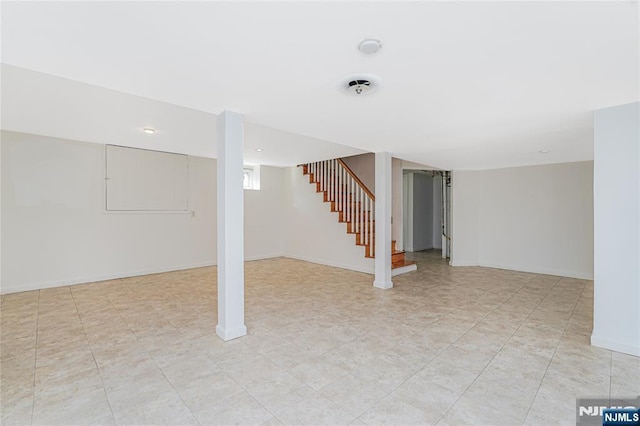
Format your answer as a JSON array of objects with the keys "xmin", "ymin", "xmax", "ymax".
[
  {"xmin": 609, "ymin": 351, "xmax": 613, "ymax": 401},
  {"xmin": 435, "ymin": 274, "xmax": 563, "ymax": 425},
  {"xmin": 355, "ymin": 272, "xmax": 534, "ymax": 425},
  {"xmin": 69, "ymin": 285, "xmax": 119, "ymax": 425},
  {"xmin": 430, "ymin": 273, "xmax": 539, "ymax": 417},
  {"xmin": 198, "ymin": 335, "xmax": 284, "ymax": 425},
  {"xmin": 120, "ymin": 277, "xmax": 208, "ymax": 426},
  {"xmin": 73, "ymin": 281, "xmax": 163, "ymax": 425},
  {"xmin": 29, "ymin": 289, "xmax": 41, "ymax": 426},
  {"xmin": 521, "ymin": 277, "xmax": 585, "ymax": 424},
  {"xmin": 4, "ymin": 254, "xmax": 604, "ymax": 426},
  {"xmin": 104, "ymin": 278, "xmax": 192, "ymax": 425}
]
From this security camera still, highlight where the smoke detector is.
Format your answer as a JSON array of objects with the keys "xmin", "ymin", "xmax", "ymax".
[{"xmin": 340, "ymin": 74, "xmax": 381, "ymax": 96}]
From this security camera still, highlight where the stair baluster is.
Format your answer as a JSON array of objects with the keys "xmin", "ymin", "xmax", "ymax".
[{"xmin": 300, "ymin": 159, "xmax": 378, "ymax": 261}]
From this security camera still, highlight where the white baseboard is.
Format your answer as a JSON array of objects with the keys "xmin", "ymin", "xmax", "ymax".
[
  {"xmin": 591, "ymin": 334, "xmax": 640, "ymax": 357},
  {"xmin": 0, "ymin": 254, "xmax": 292, "ymax": 295},
  {"xmin": 0, "ymin": 261, "xmax": 216, "ymax": 295},
  {"xmin": 449, "ymin": 260, "xmax": 478, "ymax": 267},
  {"xmin": 283, "ymin": 254, "xmax": 374, "ymax": 275},
  {"xmin": 392, "ymin": 263, "xmax": 418, "ymax": 276},
  {"xmin": 216, "ymin": 324, "xmax": 248, "ymax": 341},
  {"xmin": 245, "ymin": 253, "xmax": 286, "ymax": 262},
  {"xmin": 448, "ymin": 259, "xmax": 593, "ymax": 280},
  {"xmin": 478, "ymin": 261, "xmax": 593, "ymax": 280},
  {"xmin": 0, "ymin": 262, "xmax": 215, "ymax": 294},
  {"xmin": 1, "ymin": 254, "xmax": 591, "ymax": 295}
]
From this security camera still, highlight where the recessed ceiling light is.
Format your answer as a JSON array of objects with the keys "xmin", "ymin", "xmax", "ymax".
[
  {"xmin": 358, "ymin": 39, "xmax": 382, "ymax": 54},
  {"xmin": 256, "ymin": 148, "xmax": 263, "ymax": 152},
  {"xmin": 538, "ymin": 149, "xmax": 550, "ymax": 154},
  {"xmin": 143, "ymin": 128, "xmax": 156, "ymax": 134}
]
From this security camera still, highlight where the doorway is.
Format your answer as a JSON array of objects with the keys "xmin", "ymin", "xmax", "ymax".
[{"xmin": 402, "ymin": 170, "xmax": 451, "ymax": 258}]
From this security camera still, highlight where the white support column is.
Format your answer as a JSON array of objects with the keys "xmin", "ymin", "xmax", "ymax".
[
  {"xmin": 374, "ymin": 152, "xmax": 393, "ymax": 289},
  {"xmin": 216, "ymin": 110, "xmax": 247, "ymax": 341},
  {"xmin": 592, "ymin": 102, "xmax": 639, "ymax": 356}
]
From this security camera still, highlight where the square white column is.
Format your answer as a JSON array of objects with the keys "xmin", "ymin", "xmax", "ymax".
[
  {"xmin": 592, "ymin": 102, "xmax": 639, "ymax": 356},
  {"xmin": 216, "ymin": 110, "xmax": 247, "ymax": 341},
  {"xmin": 374, "ymin": 151, "xmax": 393, "ymax": 289}
]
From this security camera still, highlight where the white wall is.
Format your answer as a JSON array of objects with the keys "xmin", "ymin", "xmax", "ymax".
[
  {"xmin": 0, "ymin": 132, "xmax": 3, "ymax": 289},
  {"xmin": 391, "ymin": 157, "xmax": 403, "ymax": 251},
  {"xmin": 592, "ymin": 102, "xmax": 639, "ymax": 356},
  {"xmin": 342, "ymin": 153, "xmax": 375, "ymax": 192},
  {"xmin": 283, "ymin": 166, "xmax": 374, "ymax": 274},
  {"xmin": 1, "ymin": 131, "xmax": 286, "ymax": 294},
  {"xmin": 244, "ymin": 166, "xmax": 285, "ymax": 260},
  {"xmin": 450, "ymin": 171, "xmax": 481, "ymax": 265},
  {"xmin": 403, "ymin": 174, "xmax": 413, "ymax": 252},
  {"xmin": 341, "ymin": 153, "xmax": 403, "ymax": 251},
  {"xmin": 451, "ymin": 162, "xmax": 594, "ymax": 279}
]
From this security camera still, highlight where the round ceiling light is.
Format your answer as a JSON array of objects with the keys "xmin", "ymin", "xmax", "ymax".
[
  {"xmin": 358, "ymin": 39, "xmax": 382, "ymax": 54},
  {"xmin": 143, "ymin": 127, "xmax": 156, "ymax": 134},
  {"xmin": 340, "ymin": 73, "xmax": 381, "ymax": 96}
]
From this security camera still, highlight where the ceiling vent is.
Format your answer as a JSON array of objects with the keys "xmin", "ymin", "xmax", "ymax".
[
  {"xmin": 341, "ymin": 74, "xmax": 381, "ymax": 96},
  {"xmin": 348, "ymin": 79, "xmax": 372, "ymax": 95}
]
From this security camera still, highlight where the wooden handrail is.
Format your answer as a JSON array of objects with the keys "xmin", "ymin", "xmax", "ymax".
[{"xmin": 337, "ymin": 159, "xmax": 375, "ymax": 201}]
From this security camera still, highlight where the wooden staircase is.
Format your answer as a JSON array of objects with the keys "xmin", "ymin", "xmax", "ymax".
[
  {"xmin": 301, "ymin": 159, "xmax": 416, "ymax": 271},
  {"xmin": 392, "ymin": 240, "xmax": 415, "ymax": 269}
]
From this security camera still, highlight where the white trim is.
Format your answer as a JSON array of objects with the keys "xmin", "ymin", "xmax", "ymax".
[
  {"xmin": 2, "ymin": 255, "xmax": 591, "ymax": 295},
  {"xmin": 392, "ymin": 263, "xmax": 417, "ymax": 276},
  {"xmin": 101, "ymin": 210, "xmax": 193, "ymax": 215},
  {"xmin": 449, "ymin": 260, "xmax": 478, "ymax": 267},
  {"xmin": 284, "ymin": 254, "xmax": 374, "ymax": 275},
  {"xmin": 477, "ymin": 261, "xmax": 593, "ymax": 280},
  {"xmin": 245, "ymin": 253, "xmax": 286, "ymax": 262},
  {"xmin": 591, "ymin": 334, "xmax": 640, "ymax": 357},
  {"xmin": 0, "ymin": 261, "xmax": 216, "ymax": 295},
  {"xmin": 216, "ymin": 324, "xmax": 247, "ymax": 341},
  {"xmin": 0, "ymin": 254, "xmax": 291, "ymax": 295},
  {"xmin": 448, "ymin": 260, "xmax": 593, "ymax": 280},
  {"xmin": 373, "ymin": 280, "xmax": 393, "ymax": 289}
]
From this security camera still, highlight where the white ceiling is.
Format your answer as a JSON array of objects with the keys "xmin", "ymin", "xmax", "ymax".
[
  {"xmin": 1, "ymin": 1, "xmax": 638, "ymax": 170},
  {"xmin": 1, "ymin": 65, "xmax": 365, "ymax": 167}
]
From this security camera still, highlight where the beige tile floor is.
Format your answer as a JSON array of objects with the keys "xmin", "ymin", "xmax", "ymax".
[{"xmin": 1, "ymin": 250, "xmax": 638, "ymax": 425}]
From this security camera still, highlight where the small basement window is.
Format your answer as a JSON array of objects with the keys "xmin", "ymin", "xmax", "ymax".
[{"xmin": 243, "ymin": 166, "xmax": 261, "ymax": 190}]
